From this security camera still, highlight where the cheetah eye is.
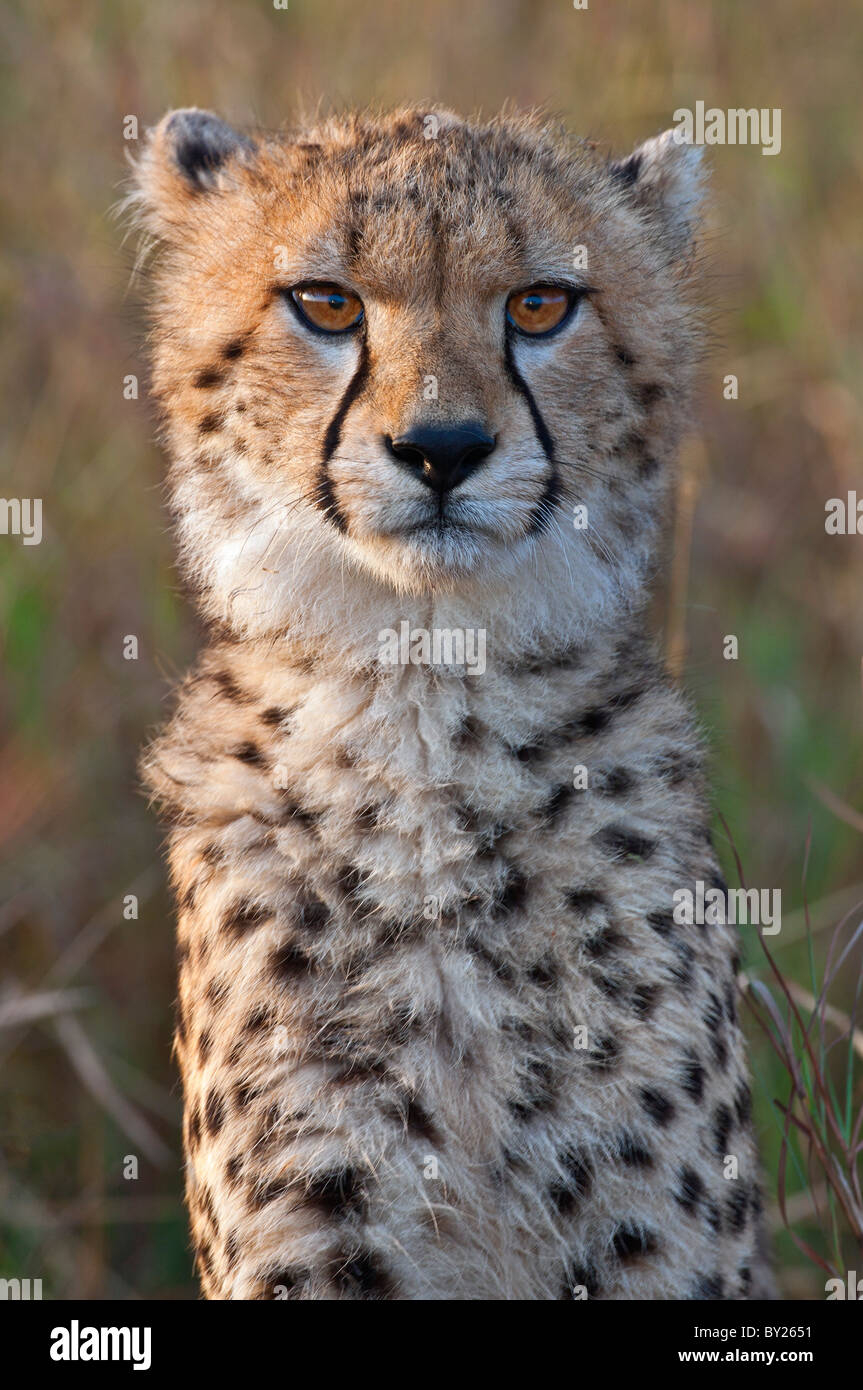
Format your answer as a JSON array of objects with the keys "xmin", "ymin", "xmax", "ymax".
[
  {"xmin": 506, "ymin": 285, "xmax": 578, "ymax": 337},
  {"xmin": 289, "ymin": 283, "xmax": 364, "ymax": 335}
]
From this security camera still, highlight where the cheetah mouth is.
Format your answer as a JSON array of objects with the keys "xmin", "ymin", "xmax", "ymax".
[
  {"xmin": 400, "ymin": 517, "xmax": 481, "ymax": 536},
  {"xmin": 380, "ymin": 500, "xmax": 500, "ymax": 543}
]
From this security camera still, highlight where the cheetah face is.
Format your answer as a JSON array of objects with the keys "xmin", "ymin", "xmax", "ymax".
[{"xmin": 133, "ymin": 107, "xmax": 704, "ymax": 629}]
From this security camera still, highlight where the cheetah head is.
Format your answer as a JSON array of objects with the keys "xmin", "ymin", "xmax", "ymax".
[{"xmin": 131, "ymin": 106, "xmax": 705, "ymax": 644}]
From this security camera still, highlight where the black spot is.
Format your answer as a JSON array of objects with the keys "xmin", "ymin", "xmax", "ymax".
[
  {"xmin": 585, "ymin": 924, "xmax": 624, "ymax": 958},
  {"xmin": 726, "ymin": 1186, "xmax": 749, "ymax": 1233},
  {"xmin": 354, "ymin": 803, "xmax": 380, "ymax": 830},
  {"xmin": 453, "ymin": 800, "xmax": 480, "ymax": 828},
  {"xmin": 738, "ymin": 1264, "xmax": 752, "ymax": 1295},
  {"xmin": 734, "ymin": 1080, "xmax": 752, "ymax": 1127},
  {"xmin": 491, "ymin": 865, "xmax": 528, "ymax": 918},
  {"xmin": 640, "ymin": 382, "xmax": 666, "ymax": 409},
  {"xmin": 298, "ymin": 895, "xmax": 330, "ymax": 931},
  {"xmin": 204, "ymin": 1088, "xmax": 225, "ymax": 1136},
  {"xmin": 275, "ymin": 797, "xmax": 318, "ymax": 831},
  {"xmin": 653, "ymin": 750, "xmax": 696, "ymax": 785},
  {"xmin": 527, "ymin": 954, "xmax": 556, "ymax": 988},
  {"xmin": 596, "ymin": 765, "xmax": 635, "ymax": 796},
  {"xmin": 646, "ymin": 908, "xmax": 675, "ymax": 937},
  {"xmin": 630, "ymin": 982, "xmax": 662, "ymax": 1018},
  {"xmin": 251, "ymin": 1180, "xmax": 290, "ymax": 1209},
  {"xmin": 595, "ymin": 972, "xmax": 625, "ymax": 1000},
  {"xmin": 549, "ymin": 1148, "xmax": 594, "ymax": 1215},
  {"xmin": 713, "ymin": 1101, "xmax": 733, "ymax": 1156},
  {"xmin": 612, "ymin": 1224, "xmax": 657, "ymax": 1260},
  {"xmin": 199, "ymin": 412, "xmax": 221, "ymax": 434},
  {"xmin": 669, "ymin": 938, "xmax": 696, "ymax": 988},
  {"xmin": 403, "ymin": 1096, "xmax": 440, "ymax": 1145},
  {"xmin": 233, "ymin": 1082, "xmax": 254, "ymax": 1110},
  {"xmin": 587, "ymin": 1033, "xmax": 621, "ymax": 1070},
  {"xmin": 380, "ymin": 1002, "xmax": 421, "ymax": 1047},
  {"xmin": 198, "ymin": 1029, "xmax": 213, "ymax": 1064},
  {"xmin": 243, "ymin": 1005, "xmax": 272, "ymax": 1033},
  {"xmin": 225, "ymin": 1232, "xmax": 240, "ymax": 1269},
  {"xmin": 592, "ymin": 823, "xmax": 656, "ymax": 862},
  {"xmin": 196, "ymin": 1239, "xmax": 213, "ymax": 1278},
  {"xmin": 335, "ymin": 862, "xmax": 368, "ymax": 896},
  {"xmin": 206, "ymin": 976, "xmax": 228, "ymax": 1006},
  {"xmin": 509, "ymin": 1060, "xmax": 556, "ymax": 1119},
  {"xmin": 225, "ymin": 1155, "xmax": 243, "ymax": 1187},
  {"xmin": 194, "ymin": 366, "xmax": 224, "ymax": 389},
  {"xmin": 187, "ymin": 1103, "xmax": 201, "ymax": 1150},
  {"xmin": 675, "ymin": 1165, "xmax": 704, "ymax": 1216},
  {"xmin": 639, "ymin": 1087, "xmax": 675, "ymax": 1127},
  {"xmin": 576, "ymin": 686, "xmax": 644, "ymax": 737},
  {"xmin": 455, "ymin": 714, "xmax": 482, "ymax": 747},
  {"xmin": 335, "ymin": 1250, "xmax": 392, "ymax": 1297},
  {"xmin": 212, "ymin": 669, "xmax": 248, "ymax": 702},
  {"xmin": 704, "ymin": 1199, "xmax": 722, "ymax": 1233},
  {"xmin": 724, "ymin": 979, "xmax": 738, "ymax": 1025},
  {"xmin": 540, "ymin": 783, "xmax": 573, "ymax": 825},
  {"xmin": 703, "ymin": 992, "xmax": 724, "ymax": 1033},
  {"xmin": 566, "ymin": 887, "xmax": 606, "ymax": 914},
  {"xmin": 614, "ymin": 344, "xmax": 637, "ymax": 366},
  {"xmin": 223, "ymin": 337, "xmax": 246, "ymax": 360},
  {"xmin": 680, "ymin": 1052, "xmax": 706, "ymax": 1104},
  {"xmin": 270, "ymin": 941, "xmax": 310, "ymax": 982},
  {"xmin": 691, "ymin": 1273, "xmax": 724, "ymax": 1300},
  {"xmin": 199, "ymin": 1185, "xmax": 219, "ymax": 1237},
  {"xmin": 511, "ymin": 740, "xmax": 544, "ymax": 764},
  {"xmin": 232, "ymin": 740, "xmax": 266, "ymax": 767},
  {"xmin": 617, "ymin": 1132, "xmax": 653, "ymax": 1168},
  {"xmin": 305, "ymin": 1167, "xmax": 365, "ymax": 1219},
  {"xmin": 261, "ymin": 705, "xmax": 292, "ymax": 727}
]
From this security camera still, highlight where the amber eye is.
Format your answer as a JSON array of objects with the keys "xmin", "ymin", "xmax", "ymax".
[
  {"xmin": 506, "ymin": 285, "xmax": 576, "ymax": 337},
  {"xmin": 290, "ymin": 283, "xmax": 364, "ymax": 334}
]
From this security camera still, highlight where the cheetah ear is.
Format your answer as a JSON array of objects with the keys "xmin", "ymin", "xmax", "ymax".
[
  {"xmin": 609, "ymin": 129, "xmax": 705, "ymax": 259},
  {"xmin": 131, "ymin": 108, "xmax": 256, "ymax": 239}
]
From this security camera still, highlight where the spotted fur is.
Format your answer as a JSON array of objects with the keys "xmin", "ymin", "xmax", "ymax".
[{"xmin": 133, "ymin": 105, "xmax": 773, "ymax": 1299}]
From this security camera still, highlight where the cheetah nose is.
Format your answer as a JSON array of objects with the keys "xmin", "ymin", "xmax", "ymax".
[{"xmin": 385, "ymin": 423, "xmax": 496, "ymax": 494}]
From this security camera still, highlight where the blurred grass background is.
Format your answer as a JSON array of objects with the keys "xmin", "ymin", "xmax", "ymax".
[{"xmin": 1, "ymin": 0, "xmax": 861, "ymax": 1299}]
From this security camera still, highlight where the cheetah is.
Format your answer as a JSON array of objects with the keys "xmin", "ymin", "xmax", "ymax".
[{"xmin": 132, "ymin": 105, "xmax": 774, "ymax": 1299}]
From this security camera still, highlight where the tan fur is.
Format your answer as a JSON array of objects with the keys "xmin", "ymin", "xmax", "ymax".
[{"xmin": 133, "ymin": 105, "xmax": 773, "ymax": 1299}]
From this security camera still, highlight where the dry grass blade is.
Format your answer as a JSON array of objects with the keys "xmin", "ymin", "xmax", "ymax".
[
  {"xmin": 0, "ymin": 988, "xmax": 91, "ymax": 1029},
  {"xmin": 806, "ymin": 777, "xmax": 863, "ymax": 835},
  {"xmin": 52, "ymin": 1014, "xmax": 173, "ymax": 1169}
]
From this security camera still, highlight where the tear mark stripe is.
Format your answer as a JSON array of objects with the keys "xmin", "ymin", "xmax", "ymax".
[
  {"xmin": 503, "ymin": 331, "xmax": 559, "ymax": 536},
  {"xmin": 313, "ymin": 333, "xmax": 370, "ymax": 533}
]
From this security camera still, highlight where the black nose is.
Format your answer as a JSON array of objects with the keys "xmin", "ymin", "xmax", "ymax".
[{"xmin": 386, "ymin": 423, "xmax": 496, "ymax": 493}]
